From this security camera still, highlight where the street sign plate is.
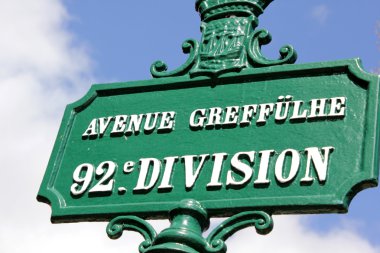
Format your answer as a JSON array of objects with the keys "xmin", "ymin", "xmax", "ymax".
[{"xmin": 37, "ymin": 59, "xmax": 380, "ymax": 222}]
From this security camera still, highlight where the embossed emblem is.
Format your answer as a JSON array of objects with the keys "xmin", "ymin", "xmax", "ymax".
[
  {"xmin": 151, "ymin": 0, "xmax": 297, "ymax": 78},
  {"xmin": 196, "ymin": 18, "xmax": 250, "ymax": 74}
]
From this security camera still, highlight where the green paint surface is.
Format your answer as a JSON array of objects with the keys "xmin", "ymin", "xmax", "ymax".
[{"xmin": 37, "ymin": 59, "xmax": 380, "ymax": 222}]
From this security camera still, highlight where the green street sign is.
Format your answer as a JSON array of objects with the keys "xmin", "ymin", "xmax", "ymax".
[
  {"xmin": 37, "ymin": 58, "xmax": 380, "ymax": 222},
  {"xmin": 37, "ymin": 1, "xmax": 380, "ymax": 252}
]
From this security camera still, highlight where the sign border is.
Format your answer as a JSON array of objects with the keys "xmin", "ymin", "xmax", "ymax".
[{"xmin": 37, "ymin": 58, "xmax": 380, "ymax": 223}]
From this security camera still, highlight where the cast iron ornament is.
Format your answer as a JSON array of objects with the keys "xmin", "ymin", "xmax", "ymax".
[
  {"xmin": 107, "ymin": 199, "xmax": 273, "ymax": 253},
  {"xmin": 131, "ymin": 2, "xmax": 280, "ymax": 251},
  {"xmin": 151, "ymin": 0, "xmax": 297, "ymax": 78},
  {"xmin": 36, "ymin": 1, "xmax": 380, "ymax": 253}
]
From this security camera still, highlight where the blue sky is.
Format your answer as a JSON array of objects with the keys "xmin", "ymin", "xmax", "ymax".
[
  {"xmin": 1, "ymin": 1, "xmax": 380, "ymax": 252},
  {"xmin": 64, "ymin": 0, "xmax": 380, "ymax": 81}
]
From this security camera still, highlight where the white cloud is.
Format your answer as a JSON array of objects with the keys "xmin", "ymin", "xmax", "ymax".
[
  {"xmin": 226, "ymin": 216, "xmax": 380, "ymax": 253},
  {"xmin": 0, "ymin": 1, "xmax": 378, "ymax": 253},
  {"xmin": 311, "ymin": 4, "xmax": 330, "ymax": 25},
  {"xmin": 0, "ymin": 0, "xmax": 93, "ymax": 251}
]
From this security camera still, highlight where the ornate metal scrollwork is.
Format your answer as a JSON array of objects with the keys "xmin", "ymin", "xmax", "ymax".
[
  {"xmin": 150, "ymin": 0, "xmax": 297, "ymax": 78},
  {"xmin": 107, "ymin": 200, "xmax": 273, "ymax": 253},
  {"xmin": 206, "ymin": 211, "xmax": 273, "ymax": 253},
  {"xmin": 150, "ymin": 39, "xmax": 199, "ymax": 78},
  {"xmin": 106, "ymin": 216, "xmax": 157, "ymax": 253},
  {"xmin": 248, "ymin": 29, "xmax": 297, "ymax": 67}
]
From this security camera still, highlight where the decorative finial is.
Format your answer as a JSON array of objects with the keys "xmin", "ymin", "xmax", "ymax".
[
  {"xmin": 151, "ymin": 0, "xmax": 297, "ymax": 78},
  {"xmin": 195, "ymin": 0, "xmax": 273, "ymax": 21}
]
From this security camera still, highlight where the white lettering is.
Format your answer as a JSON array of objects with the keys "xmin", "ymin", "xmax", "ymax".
[
  {"xmin": 275, "ymin": 96, "xmax": 292, "ymax": 122},
  {"xmin": 301, "ymin": 147, "xmax": 334, "ymax": 183},
  {"xmin": 275, "ymin": 149, "xmax": 300, "ymax": 183},
  {"xmin": 254, "ymin": 150, "xmax": 275, "ymax": 185},
  {"xmin": 123, "ymin": 161, "xmax": 135, "ymax": 173},
  {"xmin": 226, "ymin": 151, "xmax": 255, "ymax": 186},
  {"xmin": 223, "ymin": 106, "xmax": 239, "ymax": 126},
  {"xmin": 290, "ymin": 100, "xmax": 308, "ymax": 121},
  {"xmin": 207, "ymin": 153, "xmax": 228, "ymax": 188},
  {"xmin": 158, "ymin": 111, "xmax": 176, "ymax": 131},
  {"xmin": 126, "ymin": 114, "xmax": 144, "ymax": 134},
  {"xmin": 133, "ymin": 158, "xmax": 161, "ymax": 192},
  {"xmin": 257, "ymin": 103, "xmax": 274, "ymax": 124},
  {"xmin": 111, "ymin": 115, "xmax": 128, "ymax": 135},
  {"xmin": 329, "ymin": 97, "xmax": 346, "ymax": 117},
  {"xmin": 182, "ymin": 154, "xmax": 210, "ymax": 190},
  {"xmin": 144, "ymin": 113, "xmax": 160, "ymax": 132},
  {"xmin": 206, "ymin": 107, "xmax": 223, "ymax": 127},
  {"xmin": 189, "ymin": 109, "xmax": 207, "ymax": 129},
  {"xmin": 98, "ymin": 117, "xmax": 113, "ymax": 136},
  {"xmin": 158, "ymin": 156, "xmax": 179, "ymax": 190},
  {"xmin": 308, "ymin": 98, "xmax": 328, "ymax": 119},
  {"xmin": 82, "ymin": 119, "xmax": 98, "ymax": 138},
  {"xmin": 240, "ymin": 104, "xmax": 257, "ymax": 126}
]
